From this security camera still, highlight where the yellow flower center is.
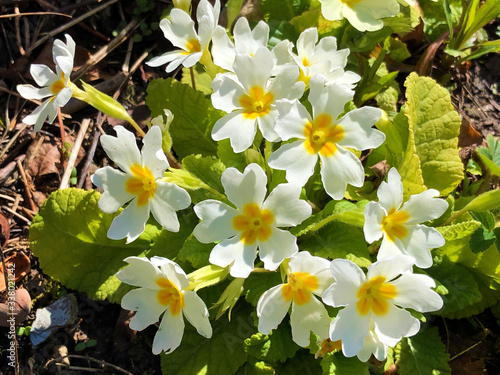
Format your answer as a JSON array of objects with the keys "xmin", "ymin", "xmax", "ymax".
[
  {"xmin": 302, "ymin": 57, "xmax": 310, "ymax": 67},
  {"xmin": 232, "ymin": 203, "xmax": 274, "ymax": 245},
  {"xmin": 340, "ymin": 0, "xmax": 362, "ymax": 8},
  {"xmin": 303, "ymin": 114, "xmax": 344, "ymax": 156},
  {"xmin": 125, "ymin": 164, "xmax": 157, "ymax": 206},
  {"xmin": 50, "ymin": 72, "xmax": 66, "ymax": 95},
  {"xmin": 381, "ymin": 208, "xmax": 410, "ymax": 242},
  {"xmin": 298, "ymin": 68, "xmax": 311, "ymax": 86},
  {"xmin": 317, "ymin": 338, "xmax": 342, "ymax": 358},
  {"xmin": 356, "ymin": 276, "xmax": 397, "ymax": 316},
  {"xmin": 183, "ymin": 38, "xmax": 202, "ymax": 54},
  {"xmin": 239, "ymin": 86, "xmax": 274, "ymax": 119},
  {"xmin": 281, "ymin": 272, "xmax": 319, "ymax": 305},
  {"xmin": 156, "ymin": 277, "xmax": 185, "ymax": 316}
]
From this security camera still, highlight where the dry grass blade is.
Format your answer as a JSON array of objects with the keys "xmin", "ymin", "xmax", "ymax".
[{"xmin": 26, "ymin": 0, "xmax": 120, "ymax": 54}]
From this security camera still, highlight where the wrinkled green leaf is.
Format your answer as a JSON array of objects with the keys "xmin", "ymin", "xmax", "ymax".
[
  {"xmin": 182, "ymin": 154, "xmax": 226, "ymax": 195},
  {"xmin": 300, "ymin": 221, "xmax": 371, "ymax": 268},
  {"xmin": 244, "ymin": 321, "xmax": 300, "ymax": 363},
  {"xmin": 177, "ymin": 234, "xmax": 214, "ymax": 268},
  {"xmin": 161, "ymin": 306, "xmax": 255, "ymax": 375},
  {"xmin": 404, "ymin": 73, "xmax": 463, "ymax": 195},
  {"xmin": 426, "ymin": 257, "xmax": 482, "ymax": 317},
  {"xmin": 397, "ymin": 326, "xmax": 451, "ymax": 375},
  {"xmin": 146, "ymin": 78, "xmax": 222, "ymax": 158},
  {"xmin": 320, "ymin": 352, "xmax": 369, "ymax": 375},
  {"xmin": 29, "ymin": 189, "xmax": 185, "ymax": 303}
]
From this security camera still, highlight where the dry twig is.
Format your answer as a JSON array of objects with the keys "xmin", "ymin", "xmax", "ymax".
[{"xmin": 59, "ymin": 119, "xmax": 92, "ymax": 189}]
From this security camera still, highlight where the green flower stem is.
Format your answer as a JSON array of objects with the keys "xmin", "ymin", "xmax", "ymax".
[
  {"xmin": 69, "ymin": 81, "xmax": 146, "ymax": 137},
  {"xmin": 264, "ymin": 140, "xmax": 273, "ymax": 182},
  {"xmin": 302, "ymin": 209, "xmax": 365, "ymax": 235},
  {"xmin": 199, "ymin": 47, "xmax": 221, "ymax": 79},
  {"xmin": 201, "ymin": 182, "xmax": 227, "ymax": 200}
]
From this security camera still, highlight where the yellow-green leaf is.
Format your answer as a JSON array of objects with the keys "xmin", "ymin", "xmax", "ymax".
[{"xmin": 404, "ymin": 73, "xmax": 463, "ymax": 195}]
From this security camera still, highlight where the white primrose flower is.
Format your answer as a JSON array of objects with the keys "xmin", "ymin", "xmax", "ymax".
[
  {"xmin": 322, "ymin": 256, "xmax": 443, "ymax": 360},
  {"xmin": 211, "ymin": 17, "xmax": 269, "ymax": 72},
  {"xmin": 17, "ymin": 34, "xmax": 75, "ymax": 131},
  {"xmin": 363, "ymin": 168, "xmax": 448, "ymax": 268},
  {"xmin": 318, "ymin": 0, "xmax": 401, "ymax": 32},
  {"xmin": 257, "ymin": 251, "xmax": 334, "ymax": 347},
  {"xmin": 268, "ymin": 75, "xmax": 385, "ymax": 200},
  {"xmin": 116, "ymin": 256, "xmax": 212, "ymax": 355},
  {"xmin": 91, "ymin": 125, "xmax": 191, "ymax": 243},
  {"xmin": 146, "ymin": 0, "xmax": 220, "ymax": 72},
  {"xmin": 193, "ymin": 163, "xmax": 311, "ymax": 278},
  {"xmin": 211, "ymin": 47, "xmax": 305, "ymax": 153},
  {"xmin": 211, "ymin": 17, "xmax": 292, "ymax": 76},
  {"xmin": 290, "ymin": 28, "xmax": 360, "ymax": 89}
]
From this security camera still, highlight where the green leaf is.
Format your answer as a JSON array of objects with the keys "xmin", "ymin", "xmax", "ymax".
[
  {"xmin": 182, "ymin": 154, "xmax": 226, "ymax": 195},
  {"xmin": 390, "ymin": 109, "xmax": 427, "ymax": 200},
  {"xmin": 470, "ymin": 211, "xmax": 495, "ymax": 231},
  {"xmin": 244, "ymin": 321, "xmax": 300, "ymax": 363},
  {"xmin": 275, "ymin": 348, "xmax": 322, "ymax": 374},
  {"xmin": 177, "ymin": 234, "xmax": 214, "ymax": 268},
  {"xmin": 420, "ymin": 0, "xmax": 462, "ymax": 42},
  {"xmin": 320, "ymin": 352, "xmax": 369, "ymax": 375},
  {"xmin": 291, "ymin": 199, "xmax": 367, "ymax": 237},
  {"xmin": 300, "ymin": 221, "xmax": 371, "ymax": 268},
  {"xmin": 181, "ymin": 66, "xmax": 214, "ymax": 96},
  {"xmin": 387, "ymin": 37, "xmax": 411, "ymax": 62},
  {"xmin": 425, "ymin": 257, "xmax": 482, "ymax": 318},
  {"xmin": 455, "ymin": 189, "xmax": 500, "ymax": 217},
  {"xmin": 217, "ymin": 139, "xmax": 249, "ymax": 172},
  {"xmin": 226, "ymin": 0, "xmax": 245, "ymax": 28},
  {"xmin": 261, "ymin": 0, "xmax": 310, "ymax": 21},
  {"xmin": 439, "ymin": 224, "xmax": 500, "ymax": 284},
  {"xmin": 146, "ymin": 78, "xmax": 222, "ymax": 159},
  {"xmin": 476, "ymin": 134, "xmax": 500, "ymax": 176},
  {"xmin": 396, "ymin": 327, "xmax": 451, "ymax": 375},
  {"xmin": 161, "ymin": 306, "xmax": 256, "ymax": 375},
  {"xmin": 438, "ymin": 220, "xmax": 482, "ymax": 242},
  {"xmin": 404, "ymin": 73, "xmax": 463, "ymax": 196},
  {"xmin": 469, "ymin": 227, "xmax": 497, "ymax": 254},
  {"xmin": 244, "ymin": 272, "xmax": 282, "ymax": 306},
  {"xmin": 236, "ymin": 359, "xmax": 275, "ymax": 374},
  {"xmin": 375, "ymin": 110, "xmax": 408, "ymax": 167},
  {"xmin": 29, "ymin": 189, "xmax": 163, "ymax": 303}
]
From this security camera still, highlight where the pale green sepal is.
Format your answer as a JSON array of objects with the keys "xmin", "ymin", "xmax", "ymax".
[
  {"xmin": 211, "ymin": 278, "xmax": 245, "ymax": 320},
  {"xmin": 79, "ymin": 81, "xmax": 144, "ymax": 136},
  {"xmin": 404, "ymin": 73, "xmax": 463, "ymax": 196},
  {"xmin": 186, "ymin": 264, "xmax": 229, "ymax": 292},
  {"xmin": 396, "ymin": 327, "xmax": 451, "ymax": 375},
  {"xmin": 164, "ymin": 168, "xmax": 205, "ymax": 191}
]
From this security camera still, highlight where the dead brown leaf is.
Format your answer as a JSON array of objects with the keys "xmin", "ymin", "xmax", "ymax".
[{"xmin": 0, "ymin": 251, "xmax": 31, "ymax": 292}]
